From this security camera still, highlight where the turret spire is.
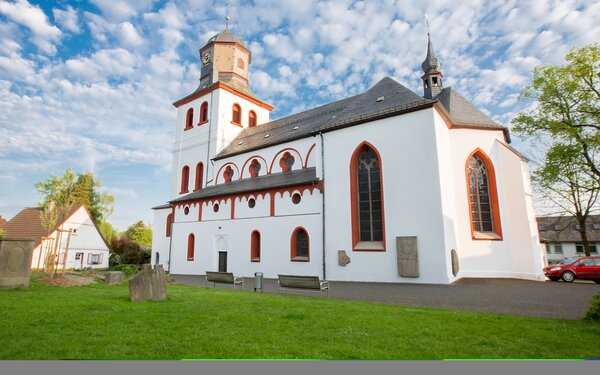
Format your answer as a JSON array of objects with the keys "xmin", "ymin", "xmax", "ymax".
[{"xmin": 421, "ymin": 17, "xmax": 443, "ymax": 99}]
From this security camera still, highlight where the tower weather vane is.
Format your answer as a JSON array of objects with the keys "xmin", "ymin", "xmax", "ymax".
[{"xmin": 425, "ymin": 13, "xmax": 430, "ymax": 35}]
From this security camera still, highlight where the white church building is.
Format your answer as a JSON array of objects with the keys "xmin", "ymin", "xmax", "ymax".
[{"xmin": 151, "ymin": 24, "xmax": 546, "ymax": 284}]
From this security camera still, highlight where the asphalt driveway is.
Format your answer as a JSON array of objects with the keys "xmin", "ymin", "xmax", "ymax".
[{"xmin": 172, "ymin": 275, "xmax": 599, "ymax": 320}]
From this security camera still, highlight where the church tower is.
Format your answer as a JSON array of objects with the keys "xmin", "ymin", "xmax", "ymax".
[
  {"xmin": 421, "ymin": 33, "xmax": 443, "ymax": 99},
  {"xmin": 169, "ymin": 19, "xmax": 272, "ymax": 199}
]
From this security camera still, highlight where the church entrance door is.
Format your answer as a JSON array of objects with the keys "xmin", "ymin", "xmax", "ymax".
[{"xmin": 218, "ymin": 252, "xmax": 227, "ymax": 272}]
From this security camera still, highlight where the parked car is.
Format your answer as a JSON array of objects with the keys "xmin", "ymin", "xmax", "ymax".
[{"xmin": 543, "ymin": 256, "xmax": 600, "ymax": 283}]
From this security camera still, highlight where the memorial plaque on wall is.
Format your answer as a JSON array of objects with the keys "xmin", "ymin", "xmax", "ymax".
[{"xmin": 396, "ymin": 236, "xmax": 419, "ymax": 278}]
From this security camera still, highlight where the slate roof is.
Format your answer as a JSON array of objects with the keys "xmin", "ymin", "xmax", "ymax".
[
  {"xmin": 215, "ymin": 77, "xmax": 507, "ymax": 160},
  {"xmin": 0, "ymin": 205, "xmax": 82, "ymax": 245},
  {"xmin": 207, "ymin": 27, "xmax": 245, "ymax": 47},
  {"xmin": 537, "ymin": 215, "xmax": 600, "ymax": 243},
  {"xmin": 171, "ymin": 168, "xmax": 318, "ymax": 203}
]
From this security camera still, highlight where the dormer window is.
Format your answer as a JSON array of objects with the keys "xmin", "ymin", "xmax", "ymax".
[
  {"xmin": 185, "ymin": 108, "xmax": 194, "ymax": 130},
  {"xmin": 248, "ymin": 110, "xmax": 257, "ymax": 127},
  {"xmin": 232, "ymin": 104, "xmax": 241, "ymax": 126}
]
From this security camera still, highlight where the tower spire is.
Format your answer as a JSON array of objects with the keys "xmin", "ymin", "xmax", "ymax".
[
  {"xmin": 421, "ymin": 16, "xmax": 443, "ymax": 99},
  {"xmin": 225, "ymin": 2, "xmax": 230, "ymax": 31}
]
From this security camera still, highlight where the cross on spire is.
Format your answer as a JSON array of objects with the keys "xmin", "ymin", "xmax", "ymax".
[{"xmin": 225, "ymin": 2, "xmax": 230, "ymax": 31}]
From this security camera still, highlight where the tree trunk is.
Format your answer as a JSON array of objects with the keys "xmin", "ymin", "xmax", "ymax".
[{"xmin": 577, "ymin": 216, "xmax": 591, "ymax": 256}]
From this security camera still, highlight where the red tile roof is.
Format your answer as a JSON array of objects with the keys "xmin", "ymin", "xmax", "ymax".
[{"xmin": 1, "ymin": 205, "xmax": 82, "ymax": 246}]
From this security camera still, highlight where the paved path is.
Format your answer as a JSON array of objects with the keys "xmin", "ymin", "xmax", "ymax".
[{"xmin": 172, "ymin": 275, "xmax": 599, "ymax": 320}]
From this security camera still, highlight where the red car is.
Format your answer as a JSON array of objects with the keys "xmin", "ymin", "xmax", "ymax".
[{"xmin": 543, "ymin": 256, "xmax": 600, "ymax": 283}]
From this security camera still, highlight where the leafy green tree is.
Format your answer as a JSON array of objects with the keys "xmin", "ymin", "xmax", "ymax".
[
  {"xmin": 534, "ymin": 144, "xmax": 600, "ymax": 256},
  {"xmin": 97, "ymin": 221, "xmax": 118, "ymax": 245},
  {"xmin": 124, "ymin": 221, "xmax": 153, "ymax": 247},
  {"xmin": 35, "ymin": 169, "xmax": 114, "ymax": 224},
  {"xmin": 512, "ymin": 43, "xmax": 599, "ymax": 180},
  {"xmin": 111, "ymin": 236, "xmax": 142, "ymax": 265},
  {"xmin": 513, "ymin": 43, "xmax": 600, "ymax": 254}
]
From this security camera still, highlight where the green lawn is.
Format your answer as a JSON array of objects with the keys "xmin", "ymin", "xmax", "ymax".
[{"xmin": 0, "ymin": 273, "xmax": 598, "ymax": 360}]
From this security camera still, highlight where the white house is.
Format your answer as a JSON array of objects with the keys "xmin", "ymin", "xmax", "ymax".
[
  {"xmin": 537, "ymin": 215, "xmax": 600, "ymax": 264},
  {"xmin": 151, "ymin": 24, "xmax": 546, "ymax": 284},
  {"xmin": 1, "ymin": 205, "xmax": 110, "ymax": 270}
]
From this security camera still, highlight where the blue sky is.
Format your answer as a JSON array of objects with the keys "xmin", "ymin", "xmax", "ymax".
[{"xmin": 0, "ymin": 0, "xmax": 598, "ymax": 230}]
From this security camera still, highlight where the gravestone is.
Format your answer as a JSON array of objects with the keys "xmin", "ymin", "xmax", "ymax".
[
  {"xmin": 396, "ymin": 236, "xmax": 419, "ymax": 278},
  {"xmin": 0, "ymin": 239, "xmax": 35, "ymax": 289},
  {"xmin": 104, "ymin": 271, "xmax": 124, "ymax": 285},
  {"xmin": 338, "ymin": 250, "xmax": 351, "ymax": 266},
  {"xmin": 451, "ymin": 249, "xmax": 460, "ymax": 276},
  {"xmin": 128, "ymin": 264, "xmax": 167, "ymax": 302}
]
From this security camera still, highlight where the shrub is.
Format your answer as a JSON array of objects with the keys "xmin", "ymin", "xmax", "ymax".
[
  {"xmin": 110, "ymin": 236, "xmax": 142, "ymax": 265},
  {"xmin": 586, "ymin": 293, "xmax": 600, "ymax": 321},
  {"xmin": 140, "ymin": 248, "xmax": 152, "ymax": 264},
  {"xmin": 0, "ymin": 228, "xmax": 5, "ymax": 239},
  {"xmin": 109, "ymin": 264, "xmax": 140, "ymax": 278}
]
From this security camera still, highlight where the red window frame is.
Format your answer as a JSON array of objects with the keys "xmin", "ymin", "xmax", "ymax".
[
  {"xmin": 199, "ymin": 101, "xmax": 209, "ymax": 125},
  {"xmin": 223, "ymin": 166, "xmax": 234, "ymax": 183},
  {"xmin": 166, "ymin": 213, "xmax": 173, "ymax": 237},
  {"xmin": 251, "ymin": 230, "xmax": 261, "ymax": 262},
  {"xmin": 349, "ymin": 142, "xmax": 386, "ymax": 252},
  {"xmin": 194, "ymin": 162, "xmax": 204, "ymax": 191},
  {"xmin": 180, "ymin": 165, "xmax": 190, "ymax": 193},
  {"xmin": 290, "ymin": 227, "xmax": 310, "ymax": 261},
  {"xmin": 279, "ymin": 152, "xmax": 295, "ymax": 173},
  {"xmin": 248, "ymin": 110, "xmax": 257, "ymax": 127},
  {"xmin": 232, "ymin": 103, "xmax": 242, "ymax": 126},
  {"xmin": 187, "ymin": 233, "xmax": 195, "ymax": 261},
  {"xmin": 465, "ymin": 149, "xmax": 503, "ymax": 240},
  {"xmin": 185, "ymin": 108, "xmax": 194, "ymax": 130}
]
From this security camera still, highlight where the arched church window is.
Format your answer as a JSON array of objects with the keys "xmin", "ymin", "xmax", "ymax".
[
  {"xmin": 467, "ymin": 151, "xmax": 502, "ymax": 239},
  {"xmin": 185, "ymin": 108, "xmax": 194, "ymax": 130},
  {"xmin": 180, "ymin": 166, "xmax": 190, "ymax": 193},
  {"xmin": 232, "ymin": 104, "xmax": 241, "ymax": 125},
  {"xmin": 223, "ymin": 166, "xmax": 234, "ymax": 183},
  {"xmin": 187, "ymin": 233, "xmax": 195, "ymax": 261},
  {"xmin": 248, "ymin": 110, "xmax": 257, "ymax": 127},
  {"xmin": 280, "ymin": 152, "xmax": 295, "ymax": 172},
  {"xmin": 165, "ymin": 213, "xmax": 173, "ymax": 237},
  {"xmin": 249, "ymin": 159, "xmax": 261, "ymax": 178},
  {"xmin": 199, "ymin": 102, "xmax": 209, "ymax": 124},
  {"xmin": 291, "ymin": 227, "xmax": 309, "ymax": 261},
  {"xmin": 250, "ymin": 230, "xmax": 260, "ymax": 262},
  {"xmin": 195, "ymin": 162, "xmax": 204, "ymax": 191},
  {"xmin": 350, "ymin": 143, "xmax": 385, "ymax": 251}
]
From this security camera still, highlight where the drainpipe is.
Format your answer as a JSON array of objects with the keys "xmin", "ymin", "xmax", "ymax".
[
  {"xmin": 319, "ymin": 132, "xmax": 326, "ymax": 280},
  {"xmin": 167, "ymin": 208, "xmax": 174, "ymax": 272}
]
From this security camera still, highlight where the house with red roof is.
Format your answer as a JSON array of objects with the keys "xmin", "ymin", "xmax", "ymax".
[{"xmin": 1, "ymin": 205, "xmax": 109, "ymax": 270}]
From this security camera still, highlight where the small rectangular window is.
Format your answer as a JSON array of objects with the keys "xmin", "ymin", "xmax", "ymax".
[
  {"xmin": 554, "ymin": 244, "xmax": 563, "ymax": 254},
  {"xmin": 593, "ymin": 223, "xmax": 600, "ymax": 230},
  {"xmin": 545, "ymin": 244, "xmax": 551, "ymax": 254},
  {"xmin": 591, "ymin": 244, "xmax": 598, "ymax": 254},
  {"xmin": 575, "ymin": 243, "xmax": 584, "ymax": 253},
  {"xmin": 539, "ymin": 225, "xmax": 545, "ymax": 231},
  {"xmin": 554, "ymin": 225, "xmax": 561, "ymax": 230}
]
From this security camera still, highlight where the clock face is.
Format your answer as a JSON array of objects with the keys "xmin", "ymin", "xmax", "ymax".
[{"xmin": 202, "ymin": 51, "xmax": 211, "ymax": 65}]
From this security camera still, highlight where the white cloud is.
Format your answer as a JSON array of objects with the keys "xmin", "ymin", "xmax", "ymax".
[
  {"xmin": 53, "ymin": 5, "xmax": 80, "ymax": 34},
  {"xmin": 117, "ymin": 22, "xmax": 144, "ymax": 47},
  {"xmin": 90, "ymin": 0, "xmax": 157, "ymax": 21},
  {"xmin": 0, "ymin": 0, "xmax": 61, "ymax": 54}
]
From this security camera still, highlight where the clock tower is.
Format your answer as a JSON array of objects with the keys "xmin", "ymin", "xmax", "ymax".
[{"xmin": 198, "ymin": 23, "xmax": 253, "ymax": 97}]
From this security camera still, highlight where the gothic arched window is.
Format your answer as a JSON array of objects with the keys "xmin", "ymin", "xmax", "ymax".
[
  {"xmin": 350, "ymin": 143, "xmax": 385, "ymax": 251},
  {"xmin": 466, "ymin": 151, "xmax": 502, "ymax": 239},
  {"xmin": 291, "ymin": 227, "xmax": 309, "ymax": 261},
  {"xmin": 165, "ymin": 213, "xmax": 173, "ymax": 237}
]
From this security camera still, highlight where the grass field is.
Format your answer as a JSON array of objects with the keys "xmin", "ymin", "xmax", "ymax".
[{"xmin": 1, "ymin": 273, "xmax": 599, "ymax": 360}]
